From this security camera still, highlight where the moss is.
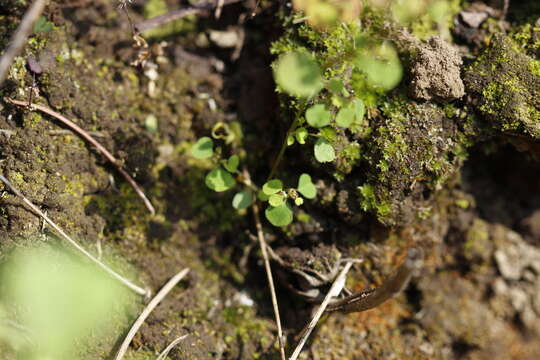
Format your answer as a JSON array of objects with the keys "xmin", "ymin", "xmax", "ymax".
[{"xmin": 465, "ymin": 34, "xmax": 540, "ymax": 138}]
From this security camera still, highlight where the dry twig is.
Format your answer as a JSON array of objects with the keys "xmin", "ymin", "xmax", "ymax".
[
  {"xmin": 252, "ymin": 201, "xmax": 287, "ymax": 360},
  {"xmin": 134, "ymin": 0, "xmax": 243, "ymax": 34},
  {"xmin": 156, "ymin": 334, "xmax": 188, "ymax": 360},
  {"xmin": 0, "ymin": 175, "xmax": 148, "ymax": 296},
  {"xmin": 289, "ymin": 261, "xmax": 354, "ymax": 360},
  {"xmin": 6, "ymin": 98, "xmax": 156, "ymax": 215},
  {"xmin": 114, "ymin": 269, "xmax": 190, "ymax": 360},
  {"xmin": 0, "ymin": 0, "xmax": 47, "ymax": 87}
]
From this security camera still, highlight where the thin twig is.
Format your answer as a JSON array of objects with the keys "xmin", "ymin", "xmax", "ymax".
[
  {"xmin": 242, "ymin": 169, "xmax": 286, "ymax": 359},
  {"xmin": 0, "ymin": 0, "xmax": 47, "ymax": 87},
  {"xmin": 156, "ymin": 334, "xmax": 188, "ymax": 360},
  {"xmin": 115, "ymin": 269, "xmax": 190, "ymax": 360},
  {"xmin": 0, "ymin": 175, "xmax": 148, "ymax": 296},
  {"xmin": 215, "ymin": 0, "xmax": 225, "ymax": 18},
  {"xmin": 134, "ymin": 0, "xmax": 243, "ymax": 34},
  {"xmin": 252, "ymin": 200, "xmax": 286, "ymax": 360},
  {"xmin": 289, "ymin": 261, "xmax": 353, "ymax": 360},
  {"xmin": 6, "ymin": 98, "xmax": 155, "ymax": 215}
]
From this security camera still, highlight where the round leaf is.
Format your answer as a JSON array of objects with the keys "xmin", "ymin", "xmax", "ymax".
[
  {"xmin": 356, "ymin": 44, "xmax": 402, "ymax": 90},
  {"xmin": 295, "ymin": 127, "xmax": 309, "ymax": 144},
  {"xmin": 262, "ymin": 179, "xmax": 283, "ymax": 195},
  {"xmin": 191, "ymin": 137, "xmax": 214, "ymax": 159},
  {"xmin": 269, "ymin": 193, "xmax": 285, "ymax": 207},
  {"xmin": 306, "ymin": 104, "xmax": 331, "ymax": 128},
  {"xmin": 314, "ymin": 138, "xmax": 336, "ymax": 163},
  {"xmin": 297, "ymin": 173, "xmax": 317, "ymax": 199},
  {"xmin": 265, "ymin": 204, "xmax": 293, "ymax": 227},
  {"xmin": 205, "ymin": 168, "xmax": 235, "ymax": 192},
  {"xmin": 274, "ymin": 52, "xmax": 323, "ymax": 98},
  {"xmin": 232, "ymin": 191, "xmax": 254, "ymax": 209},
  {"xmin": 224, "ymin": 155, "xmax": 239, "ymax": 173},
  {"xmin": 335, "ymin": 105, "xmax": 355, "ymax": 128}
]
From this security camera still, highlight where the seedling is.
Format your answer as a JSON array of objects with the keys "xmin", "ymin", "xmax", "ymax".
[{"xmin": 190, "ymin": 131, "xmax": 319, "ymax": 227}]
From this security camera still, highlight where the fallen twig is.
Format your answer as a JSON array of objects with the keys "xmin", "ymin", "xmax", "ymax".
[
  {"xmin": 156, "ymin": 334, "xmax": 188, "ymax": 360},
  {"xmin": 289, "ymin": 261, "xmax": 353, "ymax": 360},
  {"xmin": 0, "ymin": 174, "xmax": 148, "ymax": 296},
  {"xmin": 6, "ymin": 98, "xmax": 155, "ymax": 215},
  {"xmin": 241, "ymin": 168, "xmax": 286, "ymax": 359},
  {"xmin": 252, "ymin": 200, "xmax": 286, "ymax": 360},
  {"xmin": 134, "ymin": 0, "xmax": 243, "ymax": 34},
  {"xmin": 114, "ymin": 269, "xmax": 190, "ymax": 360},
  {"xmin": 0, "ymin": 0, "xmax": 47, "ymax": 87}
]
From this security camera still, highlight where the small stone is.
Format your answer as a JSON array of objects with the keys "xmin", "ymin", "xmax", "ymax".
[{"xmin": 459, "ymin": 11, "xmax": 488, "ymax": 28}]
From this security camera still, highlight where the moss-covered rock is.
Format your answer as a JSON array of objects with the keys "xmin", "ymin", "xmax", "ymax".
[{"xmin": 465, "ymin": 34, "xmax": 540, "ymax": 138}]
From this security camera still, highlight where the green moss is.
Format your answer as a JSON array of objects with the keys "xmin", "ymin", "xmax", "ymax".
[{"xmin": 465, "ymin": 34, "xmax": 540, "ymax": 138}]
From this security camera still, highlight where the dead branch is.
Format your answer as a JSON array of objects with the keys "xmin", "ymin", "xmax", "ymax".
[
  {"xmin": 134, "ymin": 0, "xmax": 243, "ymax": 34},
  {"xmin": 114, "ymin": 269, "xmax": 190, "ymax": 360},
  {"xmin": 0, "ymin": 175, "xmax": 148, "ymax": 296},
  {"xmin": 6, "ymin": 98, "xmax": 156, "ymax": 215}
]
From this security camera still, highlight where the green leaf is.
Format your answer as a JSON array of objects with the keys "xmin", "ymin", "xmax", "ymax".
[
  {"xmin": 258, "ymin": 190, "xmax": 270, "ymax": 201},
  {"xmin": 191, "ymin": 137, "xmax": 214, "ymax": 159},
  {"xmin": 205, "ymin": 168, "xmax": 235, "ymax": 192},
  {"xmin": 314, "ymin": 138, "xmax": 336, "ymax": 163},
  {"xmin": 34, "ymin": 16, "xmax": 53, "ymax": 33},
  {"xmin": 274, "ymin": 52, "xmax": 323, "ymax": 98},
  {"xmin": 356, "ymin": 43, "xmax": 403, "ymax": 90},
  {"xmin": 265, "ymin": 204, "xmax": 293, "ymax": 227},
  {"xmin": 232, "ymin": 191, "xmax": 254, "ymax": 209},
  {"xmin": 306, "ymin": 104, "xmax": 331, "ymax": 128},
  {"xmin": 335, "ymin": 104, "xmax": 355, "ymax": 128},
  {"xmin": 353, "ymin": 98, "xmax": 365, "ymax": 123},
  {"xmin": 295, "ymin": 127, "xmax": 309, "ymax": 144},
  {"xmin": 328, "ymin": 79, "xmax": 345, "ymax": 94},
  {"xmin": 224, "ymin": 155, "xmax": 239, "ymax": 173},
  {"xmin": 297, "ymin": 173, "xmax": 317, "ymax": 199},
  {"xmin": 269, "ymin": 193, "xmax": 285, "ymax": 207},
  {"xmin": 262, "ymin": 179, "xmax": 283, "ymax": 195}
]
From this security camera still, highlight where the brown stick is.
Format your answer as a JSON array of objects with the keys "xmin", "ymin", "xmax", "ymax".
[
  {"xmin": 6, "ymin": 98, "xmax": 156, "ymax": 215},
  {"xmin": 241, "ymin": 168, "xmax": 286, "ymax": 360},
  {"xmin": 0, "ymin": 174, "xmax": 149, "ymax": 296},
  {"xmin": 0, "ymin": 0, "xmax": 48, "ymax": 87},
  {"xmin": 134, "ymin": 0, "xmax": 243, "ymax": 34}
]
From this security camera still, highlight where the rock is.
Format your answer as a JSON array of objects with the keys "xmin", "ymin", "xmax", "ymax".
[{"xmin": 409, "ymin": 36, "xmax": 465, "ymax": 102}]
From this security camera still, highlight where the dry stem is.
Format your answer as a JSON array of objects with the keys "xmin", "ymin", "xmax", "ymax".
[
  {"xmin": 134, "ymin": 0, "xmax": 243, "ymax": 34},
  {"xmin": 0, "ymin": 175, "xmax": 148, "ymax": 296},
  {"xmin": 252, "ymin": 201, "xmax": 287, "ymax": 360},
  {"xmin": 114, "ymin": 269, "xmax": 190, "ymax": 360},
  {"xmin": 6, "ymin": 98, "xmax": 156, "ymax": 215},
  {"xmin": 289, "ymin": 261, "xmax": 354, "ymax": 360},
  {"xmin": 0, "ymin": 0, "xmax": 47, "ymax": 86}
]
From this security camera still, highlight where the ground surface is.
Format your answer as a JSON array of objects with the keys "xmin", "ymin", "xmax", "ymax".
[{"xmin": 0, "ymin": 0, "xmax": 539, "ymax": 359}]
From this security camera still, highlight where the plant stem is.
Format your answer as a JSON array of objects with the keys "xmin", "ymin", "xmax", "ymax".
[{"xmin": 267, "ymin": 118, "xmax": 300, "ymax": 181}]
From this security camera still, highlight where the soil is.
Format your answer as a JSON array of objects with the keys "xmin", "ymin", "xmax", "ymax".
[{"xmin": 0, "ymin": 1, "xmax": 539, "ymax": 360}]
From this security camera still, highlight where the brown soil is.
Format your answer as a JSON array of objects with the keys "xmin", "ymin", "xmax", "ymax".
[{"xmin": 0, "ymin": 1, "xmax": 539, "ymax": 360}]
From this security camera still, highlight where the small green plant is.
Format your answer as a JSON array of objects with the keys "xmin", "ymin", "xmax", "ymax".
[{"xmin": 190, "ymin": 124, "xmax": 319, "ymax": 227}]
